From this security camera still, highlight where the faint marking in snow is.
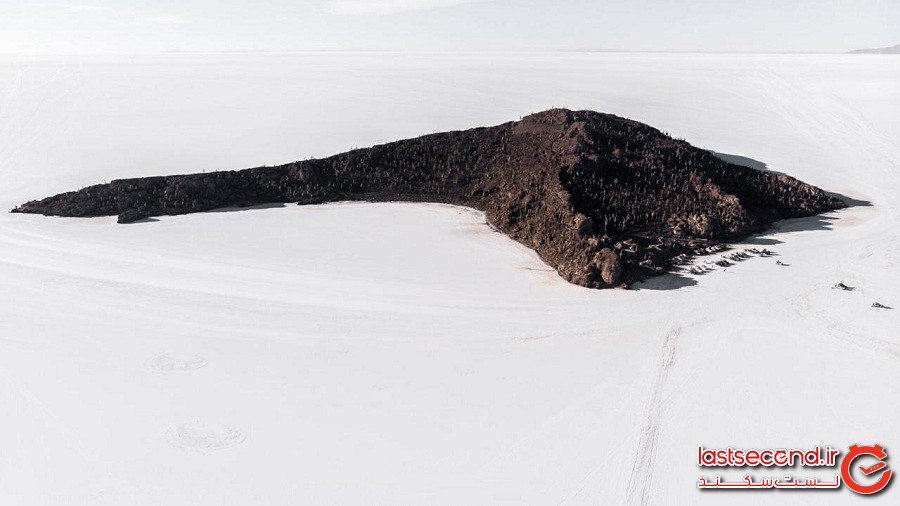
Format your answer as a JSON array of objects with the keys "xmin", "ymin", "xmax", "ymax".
[
  {"xmin": 313, "ymin": 344, "xmax": 350, "ymax": 359},
  {"xmin": 166, "ymin": 421, "xmax": 246, "ymax": 452},
  {"xmin": 625, "ymin": 325, "xmax": 680, "ymax": 506},
  {"xmin": 148, "ymin": 353, "xmax": 208, "ymax": 373}
]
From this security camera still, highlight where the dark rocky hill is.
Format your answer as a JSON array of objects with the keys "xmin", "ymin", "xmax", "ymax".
[{"xmin": 12, "ymin": 109, "xmax": 845, "ymax": 288}]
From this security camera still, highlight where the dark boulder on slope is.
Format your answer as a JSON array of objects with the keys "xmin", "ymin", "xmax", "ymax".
[{"xmin": 12, "ymin": 109, "xmax": 845, "ymax": 288}]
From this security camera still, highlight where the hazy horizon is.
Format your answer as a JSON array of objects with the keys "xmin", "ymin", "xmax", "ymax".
[{"xmin": 2, "ymin": 0, "xmax": 898, "ymax": 55}]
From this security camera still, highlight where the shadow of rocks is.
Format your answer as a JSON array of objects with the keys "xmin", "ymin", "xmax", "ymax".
[
  {"xmin": 711, "ymin": 150, "xmax": 873, "ymax": 209},
  {"xmin": 630, "ymin": 273, "xmax": 698, "ymax": 291},
  {"xmin": 825, "ymin": 191, "xmax": 871, "ymax": 207},
  {"xmin": 740, "ymin": 236, "xmax": 783, "ymax": 245},
  {"xmin": 737, "ymin": 214, "xmax": 840, "ymax": 245},
  {"xmin": 126, "ymin": 203, "xmax": 289, "ymax": 222},
  {"xmin": 709, "ymin": 151, "xmax": 769, "ymax": 171},
  {"xmin": 206, "ymin": 203, "xmax": 287, "ymax": 213},
  {"xmin": 770, "ymin": 214, "xmax": 839, "ymax": 234}
]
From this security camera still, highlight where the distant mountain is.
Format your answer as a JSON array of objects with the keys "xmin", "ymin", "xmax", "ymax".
[{"xmin": 848, "ymin": 44, "xmax": 900, "ymax": 54}]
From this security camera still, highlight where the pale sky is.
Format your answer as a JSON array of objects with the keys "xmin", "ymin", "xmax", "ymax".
[{"xmin": 1, "ymin": 0, "xmax": 898, "ymax": 54}]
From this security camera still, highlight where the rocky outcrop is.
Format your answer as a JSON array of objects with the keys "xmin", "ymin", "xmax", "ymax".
[{"xmin": 11, "ymin": 109, "xmax": 846, "ymax": 288}]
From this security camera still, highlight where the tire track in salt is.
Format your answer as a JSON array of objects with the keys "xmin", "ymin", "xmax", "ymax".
[
  {"xmin": 625, "ymin": 324, "xmax": 680, "ymax": 506},
  {"xmin": 166, "ymin": 421, "xmax": 246, "ymax": 452},
  {"xmin": 147, "ymin": 353, "xmax": 208, "ymax": 373}
]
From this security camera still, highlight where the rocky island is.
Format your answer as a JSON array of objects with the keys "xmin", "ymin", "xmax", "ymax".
[{"xmin": 12, "ymin": 109, "xmax": 845, "ymax": 288}]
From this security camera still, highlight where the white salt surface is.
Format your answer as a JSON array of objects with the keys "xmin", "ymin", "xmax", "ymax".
[{"xmin": 0, "ymin": 52, "xmax": 898, "ymax": 504}]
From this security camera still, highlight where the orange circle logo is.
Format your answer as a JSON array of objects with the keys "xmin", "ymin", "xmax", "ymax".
[{"xmin": 841, "ymin": 443, "xmax": 892, "ymax": 495}]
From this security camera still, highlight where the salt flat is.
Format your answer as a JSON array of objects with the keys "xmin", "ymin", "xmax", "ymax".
[{"xmin": 0, "ymin": 52, "xmax": 898, "ymax": 504}]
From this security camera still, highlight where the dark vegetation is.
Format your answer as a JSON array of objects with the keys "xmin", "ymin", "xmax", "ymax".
[{"xmin": 12, "ymin": 109, "xmax": 845, "ymax": 288}]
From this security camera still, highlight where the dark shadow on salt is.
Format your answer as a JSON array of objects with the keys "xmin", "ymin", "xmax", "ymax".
[
  {"xmin": 770, "ymin": 214, "xmax": 839, "ymax": 234},
  {"xmin": 740, "ymin": 236, "xmax": 783, "ymax": 246},
  {"xmin": 631, "ymin": 273, "xmax": 698, "ymax": 291},
  {"xmin": 709, "ymin": 151, "xmax": 770, "ymax": 171},
  {"xmin": 825, "ymin": 191, "xmax": 872, "ymax": 207},
  {"xmin": 711, "ymin": 150, "xmax": 872, "ymax": 209},
  {"xmin": 206, "ymin": 202, "xmax": 288, "ymax": 213}
]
